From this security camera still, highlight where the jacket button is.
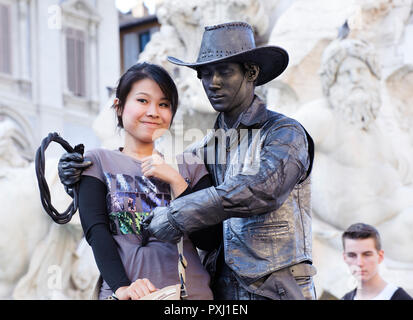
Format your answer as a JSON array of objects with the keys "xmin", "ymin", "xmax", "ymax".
[
  {"xmin": 226, "ymin": 233, "xmax": 233, "ymax": 240},
  {"xmin": 227, "ymin": 259, "xmax": 234, "ymax": 264}
]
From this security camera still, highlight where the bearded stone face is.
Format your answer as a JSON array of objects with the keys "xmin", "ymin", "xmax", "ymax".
[{"xmin": 327, "ymin": 57, "xmax": 381, "ymax": 130}]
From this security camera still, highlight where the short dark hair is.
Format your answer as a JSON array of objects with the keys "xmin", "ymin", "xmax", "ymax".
[
  {"xmin": 342, "ymin": 223, "xmax": 382, "ymax": 251},
  {"xmin": 113, "ymin": 62, "xmax": 179, "ymax": 128}
]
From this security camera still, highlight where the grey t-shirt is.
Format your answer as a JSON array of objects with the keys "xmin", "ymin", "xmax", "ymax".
[{"xmin": 82, "ymin": 148, "xmax": 213, "ymax": 300}]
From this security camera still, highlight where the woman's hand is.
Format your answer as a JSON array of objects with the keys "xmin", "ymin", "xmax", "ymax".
[
  {"xmin": 141, "ymin": 154, "xmax": 188, "ymax": 197},
  {"xmin": 115, "ymin": 278, "xmax": 158, "ymax": 300}
]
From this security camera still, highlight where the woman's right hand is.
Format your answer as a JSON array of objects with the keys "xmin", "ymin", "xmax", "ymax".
[
  {"xmin": 141, "ymin": 154, "xmax": 188, "ymax": 196},
  {"xmin": 115, "ymin": 278, "xmax": 158, "ymax": 300}
]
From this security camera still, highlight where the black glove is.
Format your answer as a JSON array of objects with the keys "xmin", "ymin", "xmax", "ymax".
[
  {"xmin": 142, "ymin": 207, "xmax": 183, "ymax": 243},
  {"xmin": 58, "ymin": 148, "xmax": 92, "ymax": 197}
]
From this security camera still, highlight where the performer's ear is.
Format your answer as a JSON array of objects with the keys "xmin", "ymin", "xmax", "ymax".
[{"xmin": 245, "ymin": 63, "xmax": 259, "ymax": 82}]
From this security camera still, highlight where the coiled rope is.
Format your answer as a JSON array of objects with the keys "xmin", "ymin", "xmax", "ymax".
[{"xmin": 35, "ymin": 132, "xmax": 84, "ymax": 224}]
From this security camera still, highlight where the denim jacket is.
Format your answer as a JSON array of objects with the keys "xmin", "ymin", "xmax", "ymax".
[{"xmin": 169, "ymin": 95, "xmax": 314, "ymax": 284}]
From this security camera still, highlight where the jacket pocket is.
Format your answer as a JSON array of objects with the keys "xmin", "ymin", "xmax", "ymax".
[{"xmin": 249, "ymin": 221, "xmax": 289, "ymax": 240}]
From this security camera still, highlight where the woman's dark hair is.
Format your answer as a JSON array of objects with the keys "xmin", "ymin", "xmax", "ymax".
[{"xmin": 113, "ymin": 62, "xmax": 179, "ymax": 128}]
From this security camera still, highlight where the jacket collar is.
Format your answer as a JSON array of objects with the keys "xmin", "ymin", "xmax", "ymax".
[{"xmin": 214, "ymin": 95, "xmax": 268, "ymax": 130}]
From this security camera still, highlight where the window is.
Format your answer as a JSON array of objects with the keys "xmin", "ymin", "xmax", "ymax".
[
  {"xmin": 66, "ymin": 27, "xmax": 86, "ymax": 97},
  {"xmin": 0, "ymin": 4, "xmax": 11, "ymax": 74},
  {"xmin": 139, "ymin": 31, "xmax": 150, "ymax": 52},
  {"xmin": 122, "ymin": 29, "xmax": 154, "ymax": 72}
]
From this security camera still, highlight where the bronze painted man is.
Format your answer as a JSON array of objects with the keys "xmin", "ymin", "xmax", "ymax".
[{"xmin": 145, "ymin": 22, "xmax": 316, "ymax": 300}]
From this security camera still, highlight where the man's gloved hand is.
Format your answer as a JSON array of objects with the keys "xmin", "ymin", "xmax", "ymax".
[
  {"xmin": 58, "ymin": 149, "xmax": 92, "ymax": 197},
  {"xmin": 142, "ymin": 207, "xmax": 183, "ymax": 243}
]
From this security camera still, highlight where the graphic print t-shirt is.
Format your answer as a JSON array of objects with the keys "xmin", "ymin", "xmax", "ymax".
[{"xmin": 82, "ymin": 148, "xmax": 213, "ymax": 300}]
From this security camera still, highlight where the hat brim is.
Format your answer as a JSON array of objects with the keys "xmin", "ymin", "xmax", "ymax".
[{"xmin": 167, "ymin": 46, "xmax": 288, "ymax": 86}]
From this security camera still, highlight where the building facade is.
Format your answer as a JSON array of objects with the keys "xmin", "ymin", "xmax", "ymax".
[{"xmin": 0, "ymin": 0, "xmax": 120, "ymax": 159}]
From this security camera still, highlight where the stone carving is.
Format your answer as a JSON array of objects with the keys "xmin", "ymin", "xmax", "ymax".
[
  {"xmin": 385, "ymin": 65, "xmax": 413, "ymax": 135},
  {"xmin": 0, "ymin": 118, "xmax": 40, "ymax": 298},
  {"xmin": 266, "ymin": 0, "xmax": 413, "ymax": 108},
  {"xmin": 320, "ymin": 39, "xmax": 381, "ymax": 130},
  {"xmin": 0, "ymin": 117, "xmax": 32, "ymax": 169},
  {"xmin": 0, "ymin": 117, "xmax": 99, "ymax": 299},
  {"xmin": 293, "ymin": 38, "xmax": 413, "ymax": 298},
  {"xmin": 266, "ymin": 0, "xmax": 358, "ymax": 107},
  {"xmin": 346, "ymin": 0, "xmax": 412, "ymax": 48}
]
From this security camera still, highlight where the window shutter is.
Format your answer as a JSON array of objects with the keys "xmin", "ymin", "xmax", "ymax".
[
  {"xmin": 66, "ymin": 29, "xmax": 76, "ymax": 94},
  {"xmin": 76, "ymin": 30, "xmax": 86, "ymax": 97},
  {"xmin": 122, "ymin": 32, "xmax": 138, "ymax": 72},
  {"xmin": 0, "ymin": 4, "xmax": 11, "ymax": 74},
  {"xmin": 66, "ymin": 28, "xmax": 86, "ymax": 97}
]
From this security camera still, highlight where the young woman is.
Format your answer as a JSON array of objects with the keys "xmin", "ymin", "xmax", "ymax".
[{"xmin": 78, "ymin": 62, "xmax": 217, "ymax": 300}]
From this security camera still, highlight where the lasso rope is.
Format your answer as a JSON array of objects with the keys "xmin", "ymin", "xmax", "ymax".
[{"xmin": 35, "ymin": 132, "xmax": 83, "ymax": 224}]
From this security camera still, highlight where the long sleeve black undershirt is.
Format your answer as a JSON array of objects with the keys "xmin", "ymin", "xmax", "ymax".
[
  {"xmin": 78, "ymin": 173, "xmax": 221, "ymax": 294},
  {"xmin": 79, "ymin": 175, "xmax": 132, "ymax": 293}
]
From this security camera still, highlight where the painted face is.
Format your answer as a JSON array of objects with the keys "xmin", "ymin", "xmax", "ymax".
[
  {"xmin": 198, "ymin": 62, "xmax": 252, "ymax": 120},
  {"xmin": 343, "ymin": 238, "xmax": 384, "ymax": 284},
  {"xmin": 118, "ymin": 78, "xmax": 172, "ymax": 145}
]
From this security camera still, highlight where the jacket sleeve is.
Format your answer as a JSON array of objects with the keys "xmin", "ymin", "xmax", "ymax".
[
  {"xmin": 169, "ymin": 120, "xmax": 312, "ymax": 234},
  {"xmin": 183, "ymin": 174, "xmax": 223, "ymax": 251}
]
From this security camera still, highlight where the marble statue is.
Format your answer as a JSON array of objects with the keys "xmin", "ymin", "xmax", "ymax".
[
  {"xmin": 0, "ymin": 117, "xmax": 31, "ymax": 169},
  {"xmin": 385, "ymin": 65, "xmax": 413, "ymax": 144},
  {"xmin": 266, "ymin": 0, "xmax": 359, "ymax": 107},
  {"xmin": 0, "ymin": 117, "xmax": 99, "ymax": 299},
  {"xmin": 293, "ymin": 38, "xmax": 413, "ymax": 298}
]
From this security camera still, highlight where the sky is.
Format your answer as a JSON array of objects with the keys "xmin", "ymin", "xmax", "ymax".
[{"xmin": 115, "ymin": 0, "xmax": 155, "ymax": 14}]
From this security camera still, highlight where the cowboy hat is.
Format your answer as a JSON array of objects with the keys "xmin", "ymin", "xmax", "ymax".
[{"xmin": 167, "ymin": 22, "xmax": 289, "ymax": 86}]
